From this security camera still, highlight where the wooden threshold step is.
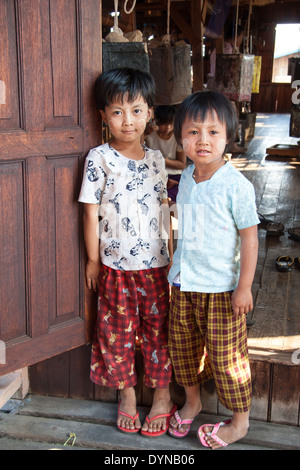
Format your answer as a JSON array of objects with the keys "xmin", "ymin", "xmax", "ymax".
[{"xmin": 0, "ymin": 395, "xmax": 298, "ymax": 450}]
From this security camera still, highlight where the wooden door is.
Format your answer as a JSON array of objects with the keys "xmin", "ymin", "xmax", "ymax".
[{"xmin": 0, "ymin": 0, "xmax": 102, "ymax": 377}]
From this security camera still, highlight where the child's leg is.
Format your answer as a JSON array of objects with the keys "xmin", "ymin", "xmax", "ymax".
[
  {"xmin": 168, "ymin": 289, "xmax": 211, "ymax": 433},
  {"xmin": 202, "ymin": 291, "xmax": 251, "ymax": 447},
  {"xmin": 142, "ymin": 387, "xmax": 174, "ymax": 434},
  {"xmin": 135, "ymin": 267, "xmax": 174, "ymax": 434},
  {"xmin": 168, "ymin": 288, "xmax": 213, "ymax": 386},
  {"xmin": 118, "ymin": 387, "xmax": 141, "ymax": 431},
  {"xmin": 201, "ymin": 410, "xmax": 250, "ymax": 449},
  {"xmin": 90, "ymin": 265, "xmax": 139, "ymax": 389},
  {"xmin": 206, "ymin": 292, "xmax": 252, "ymax": 412},
  {"xmin": 90, "ymin": 265, "xmax": 141, "ymax": 431},
  {"xmin": 169, "ymin": 383, "xmax": 202, "ymax": 434}
]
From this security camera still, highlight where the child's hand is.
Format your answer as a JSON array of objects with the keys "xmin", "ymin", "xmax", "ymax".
[
  {"xmin": 86, "ymin": 259, "xmax": 101, "ymax": 292},
  {"xmin": 231, "ymin": 287, "xmax": 253, "ymax": 316}
]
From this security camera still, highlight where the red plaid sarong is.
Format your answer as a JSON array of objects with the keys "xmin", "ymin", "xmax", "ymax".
[
  {"xmin": 169, "ymin": 287, "xmax": 252, "ymax": 413},
  {"xmin": 90, "ymin": 264, "xmax": 172, "ymax": 390}
]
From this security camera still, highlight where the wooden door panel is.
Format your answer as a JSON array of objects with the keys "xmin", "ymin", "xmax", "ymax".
[
  {"xmin": 0, "ymin": 129, "xmax": 84, "ymax": 160},
  {"xmin": 0, "ymin": 0, "xmax": 102, "ymax": 377},
  {"xmin": 47, "ymin": 155, "xmax": 82, "ymax": 327},
  {"xmin": 19, "ymin": 0, "xmax": 44, "ymax": 132},
  {"xmin": 0, "ymin": 0, "xmax": 21, "ymax": 129},
  {"xmin": 43, "ymin": 0, "xmax": 80, "ymax": 128},
  {"xmin": 26, "ymin": 156, "xmax": 50, "ymax": 338},
  {"xmin": 0, "ymin": 161, "xmax": 27, "ymax": 341}
]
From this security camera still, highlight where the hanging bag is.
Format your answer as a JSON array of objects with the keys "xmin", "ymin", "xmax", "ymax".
[{"xmin": 148, "ymin": 0, "xmax": 192, "ymax": 105}]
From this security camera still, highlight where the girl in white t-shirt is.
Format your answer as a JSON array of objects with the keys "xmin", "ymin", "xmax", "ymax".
[
  {"xmin": 79, "ymin": 68, "xmax": 176, "ymax": 438},
  {"xmin": 145, "ymin": 105, "xmax": 186, "ymax": 202}
]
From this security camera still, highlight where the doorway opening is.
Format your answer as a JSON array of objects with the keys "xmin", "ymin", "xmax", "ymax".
[{"xmin": 272, "ymin": 24, "xmax": 300, "ymax": 83}]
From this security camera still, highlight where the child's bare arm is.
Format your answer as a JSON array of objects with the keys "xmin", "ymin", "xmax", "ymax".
[
  {"xmin": 83, "ymin": 203, "xmax": 101, "ymax": 292},
  {"xmin": 231, "ymin": 225, "xmax": 258, "ymax": 316}
]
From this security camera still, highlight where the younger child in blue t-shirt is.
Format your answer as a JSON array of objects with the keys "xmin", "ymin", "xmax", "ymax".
[{"xmin": 167, "ymin": 91, "xmax": 259, "ymax": 449}]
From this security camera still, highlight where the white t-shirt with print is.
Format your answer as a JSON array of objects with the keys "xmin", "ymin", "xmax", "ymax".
[{"xmin": 78, "ymin": 143, "xmax": 170, "ymax": 271}]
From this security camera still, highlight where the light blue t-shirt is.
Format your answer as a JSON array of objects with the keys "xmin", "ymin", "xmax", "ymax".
[{"xmin": 168, "ymin": 162, "xmax": 260, "ymax": 293}]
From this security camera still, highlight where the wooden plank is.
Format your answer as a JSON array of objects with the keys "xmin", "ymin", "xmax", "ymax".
[
  {"xmin": 0, "ymin": 318, "xmax": 85, "ymax": 377},
  {"xmin": 248, "ymin": 287, "xmax": 290, "ymax": 351},
  {"xmin": 249, "ymin": 360, "xmax": 271, "ymax": 422},
  {"xmin": 271, "ymin": 363, "xmax": 300, "ymax": 426},
  {"xmin": 46, "ymin": 352, "xmax": 70, "ymax": 397},
  {"xmin": 266, "ymin": 144, "xmax": 300, "ymax": 158},
  {"xmin": 69, "ymin": 345, "xmax": 94, "ymax": 400},
  {"xmin": 248, "ymin": 245, "xmax": 300, "ymax": 351},
  {"xmin": 0, "ymin": 371, "xmax": 22, "ymax": 409},
  {"xmin": 0, "ymin": 129, "xmax": 84, "ymax": 159}
]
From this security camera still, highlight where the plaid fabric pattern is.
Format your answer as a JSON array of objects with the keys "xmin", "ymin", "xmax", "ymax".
[
  {"xmin": 169, "ymin": 287, "xmax": 252, "ymax": 413},
  {"xmin": 90, "ymin": 264, "xmax": 172, "ymax": 390}
]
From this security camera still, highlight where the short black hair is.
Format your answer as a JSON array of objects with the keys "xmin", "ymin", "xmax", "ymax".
[
  {"xmin": 174, "ymin": 91, "xmax": 238, "ymax": 154},
  {"xmin": 154, "ymin": 105, "xmax": 176, "ymax": 125},
  {"xmin": 95, "ymin": 67, "xmax": 155, "ymax": 110}
]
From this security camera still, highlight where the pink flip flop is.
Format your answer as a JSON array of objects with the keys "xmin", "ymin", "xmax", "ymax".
[
  {"xmin": 198, "ymin": 419, "xmax": 232, "ymax": 448},
  {"xmin": 168, "ymin": 410, "xmax": 195, "ymax": 439},
  {"xmin": 117, "ymin": 402, "xmax": 140, "ymax": 434}
]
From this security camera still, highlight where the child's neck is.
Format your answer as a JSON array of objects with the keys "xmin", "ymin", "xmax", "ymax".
[
  {"xmin": 193, "ymin": 157, "xmax": 225, "ymax": 182},
  {"xmin": 157, "ymin": 130, "xmax": 173, "ymax": 141},
  {"xmin": 110, "ymin": 139, "xmax": 145, "ymax": 161}
]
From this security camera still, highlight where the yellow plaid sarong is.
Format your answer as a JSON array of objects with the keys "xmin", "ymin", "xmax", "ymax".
[{"xmin": 169, "ymin": 287, "xmax": 252, "ymax": 413}]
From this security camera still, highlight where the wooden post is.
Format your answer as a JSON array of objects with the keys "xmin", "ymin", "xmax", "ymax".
[{"xmin": 191, "ymin": 0, "xmax": 207, "ymax": 91}]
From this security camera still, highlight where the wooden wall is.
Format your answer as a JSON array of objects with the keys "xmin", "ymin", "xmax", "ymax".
[
  {"xmin": 29, "ymin": 346, "xmax": 300, "ymax": 427},
  {"xmin": 250, "ymin": 2, "xmax": 300, "ymax": 113}
]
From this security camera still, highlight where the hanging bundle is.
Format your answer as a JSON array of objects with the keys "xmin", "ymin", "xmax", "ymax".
[
  {"xmin": 102, "ymin": 0, "xmax": 149, "ymax": 73},
  {"xmin": 214, "ymin": 53, "xmax": 254, "ymax": 101},
  {"xmin": 213, "ymin": 0, "xmax": 255, "ymax": 102},
  {"xmin": 148, "ymin": 0, "xmax": 192, "ymax": 105}
]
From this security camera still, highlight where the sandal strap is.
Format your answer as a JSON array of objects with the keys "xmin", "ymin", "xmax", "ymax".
[
  {"xmin": 174, "ymin": 410, "xmax": 194, "ymax": 426},
  {"xmin": 146, "ymin": 404, "xmax": 177, "ymax": 424},
  {"xmin": 210, "ymin": 420, "xmax": 231, "ymax": 447},
  {"xmin": 118, "ymin": 403, "xmax": 139, "ymax": 423},
  {"xmin": 146, "ymin": 411, "xmax": 171, "ymax": 424}
]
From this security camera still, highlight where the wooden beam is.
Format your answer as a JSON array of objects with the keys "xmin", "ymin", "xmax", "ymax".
[
  {"xmin": 191, "ymin": 0, "xmax": 208, "ymax": 91},
  {"xmin": 170, "ymin": 6, "xmax": 199, "ymax": 45}
]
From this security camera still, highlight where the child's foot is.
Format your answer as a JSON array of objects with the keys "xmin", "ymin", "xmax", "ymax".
[
  {"xmin": 117, "ymin": 388, "xmax": 141, "ymax": 432},
  {"xmin": 169, "ymin": 399, "xmax": 202, "ymax": 436},
  {"xmin": 141, "ymin": 388, "xmax": 174, "ymax": 435},
  {"xmin": 200, "ymin": 419, "xmax": 249, "ymax": 449}
]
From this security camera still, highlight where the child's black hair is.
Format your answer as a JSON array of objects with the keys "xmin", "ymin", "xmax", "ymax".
[
  {"xmin": 174, "ymin": 91, "xmax": 238, "ymax": 153},
  {"xmin": 154, "ymin": 105, "xmax": 176, "ymax": 125},
  {"xmin": 95, "ymin": 67, "xmax": 155, "ymax": 110}
]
